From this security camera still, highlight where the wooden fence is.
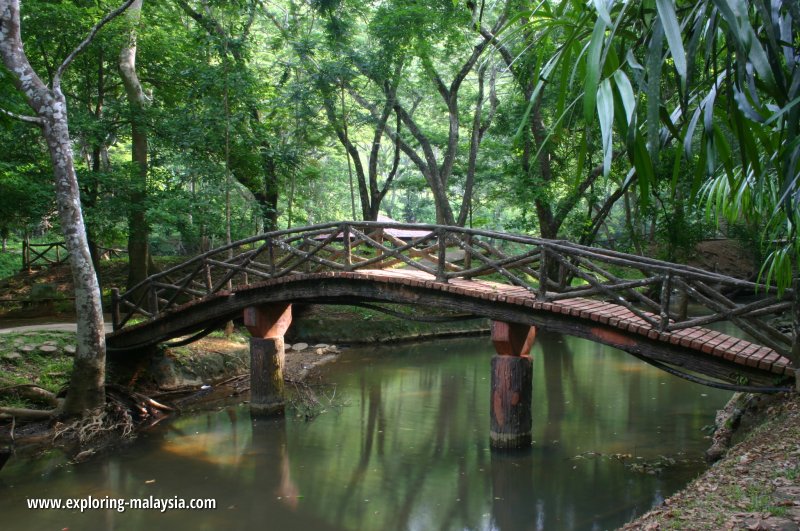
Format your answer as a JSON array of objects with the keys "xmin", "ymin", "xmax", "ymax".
[{"xmin": 21, "ymin": 240, "xmax": 126, "ymax": 270}]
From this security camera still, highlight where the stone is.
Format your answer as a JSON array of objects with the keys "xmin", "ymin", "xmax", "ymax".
[
  {"xmin": 292, "ymin": 343, "xmax": 309, "ymax": 351},
  {"xmin": 63, "ymin": 345, "xmax": 76, "ymax": 355},
  {"xmin": 39, "ymin": 345, "xmax": 58, "ymax": 353},
  {"xmin": 315, "ymin": 348, "xmax": 325, "ymax": 355},
  {"xmin": 2, "ymin": 353, "xmax": 22, "ymax": 361},
  {"xmin": 20, "ymin": 345, "xmax": 36, "ymax": 352},
  {"xmin": 313, "ymin": 343, "xmax": 330, "ymax": 349}
]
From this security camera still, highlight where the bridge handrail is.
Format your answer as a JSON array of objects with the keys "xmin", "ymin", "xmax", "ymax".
[{"xmin": 111, "ymin": 221, "xmax": 797, "ymax": 361}]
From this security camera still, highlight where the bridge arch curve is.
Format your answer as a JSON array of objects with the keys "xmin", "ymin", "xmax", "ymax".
[{"xmin": 108, "ymin": 269, "xmax": 793, "ymax": 391}]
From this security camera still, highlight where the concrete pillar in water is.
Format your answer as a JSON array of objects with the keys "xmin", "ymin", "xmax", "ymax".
[
  {"xmin": 245, "ymin": 303, "xmax": 292, "ymax": 416},
  {"xmin": 490, "ymin": 321, "xmax": 536, "ymax": 450}
]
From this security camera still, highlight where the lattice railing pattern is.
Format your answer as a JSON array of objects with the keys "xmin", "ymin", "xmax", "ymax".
[{"xmin": 111, "ymin": 222, "xmax": 797, "ymax": 358}]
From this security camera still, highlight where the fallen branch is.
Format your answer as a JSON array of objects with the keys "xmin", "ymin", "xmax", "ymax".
[
  {"xmin": 0, "ymin": 384, "xmax": 59, "ymax": 406},
  {"xmin": 0, "ymin": 407, "xmax": 58, "ymax": 421}
]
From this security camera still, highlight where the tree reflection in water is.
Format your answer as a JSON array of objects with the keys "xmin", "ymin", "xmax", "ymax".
[{"xmin": 0, "ymin": 335, "xmax": 729, "ymax": 531}]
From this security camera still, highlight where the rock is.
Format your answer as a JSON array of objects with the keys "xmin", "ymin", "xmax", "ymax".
[
  {"xmin": 43, "ymin": 341, "xmax": 57, "ymax": 346},
  {"xmin": 315, "ymin": 348, "xmax": 325, "ymax": 355},
  {"xmin": 313, "ymin": 343, "xmax": 330, "ymax": 349},
  {"xmin": 292, "ymin": 343, "xmax": 309, "ymax": 351},
  {"xmin": 20, "ymin": 345, "xmax": 36, "ymax": 352},
  {"xmin": 2, "ymin": 353, "xmax": 22, "ymax": 361},
  {"xmin": 39, "ymin": 345, "xmax": 58, "ymax": 353},
  {"xmin": 64, "ymin": 345, "xmax": 76, "ymax": 355}
]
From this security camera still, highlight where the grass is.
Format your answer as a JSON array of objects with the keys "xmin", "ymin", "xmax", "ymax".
[
  {"xmin": 0, "ymin": 331, "xmax": 76, "ymax": 408},
  {"xmin": 0, "ymin": 250, "xmax": 21, "ymax": 280}
]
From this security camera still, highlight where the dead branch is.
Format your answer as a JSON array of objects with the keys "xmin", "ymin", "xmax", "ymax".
[
  {"xmin": 0, "ymin": 384, "xmax": 59, "ymax": 406},
  {"xmin": 0, "ymin": 407, "xmax": 59, "ymax": 421}
]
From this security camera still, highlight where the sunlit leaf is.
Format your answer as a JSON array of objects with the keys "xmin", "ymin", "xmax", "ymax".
[
  {"xmin": 655, "ymin": 0, "xmax": 686, "ymax": 81},
  {"xmin": 597, "ymin": 78, "xmax": 614, "ymax": 176},
  {"xmin": 613, "ymin": 70, "xmax": 635, "ymax": 126},
  {"xmin": 592, "ymin": 0, "xmax": 613, "ymax": 27},
  {"xmin": 584, "ymin": 16, "xmax": 608, "ymax": 123}
]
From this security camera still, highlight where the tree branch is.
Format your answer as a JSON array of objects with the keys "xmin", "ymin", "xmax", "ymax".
[
  {"xmin": 554, "ymin": 151, "xmax": 623, "ymax": 225},
  {"xmin": 377, "ymin": 110, "xmax": 402, "ymax": 205},
  {"xmin": 0, "ymin": 107, "xmax": 43, "ymax": 125},
  {"xmin": 53, "ymin": 0, "xmax": 136, "ymax": 89}
]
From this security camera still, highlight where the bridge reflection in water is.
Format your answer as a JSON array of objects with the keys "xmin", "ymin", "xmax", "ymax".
[{"xmin": 0, "ymin": 336, "xmax": 730, "ymax": 530}]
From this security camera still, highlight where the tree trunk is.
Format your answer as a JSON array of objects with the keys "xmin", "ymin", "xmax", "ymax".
[
  {"xmin": 259, "ymin": 143, "xmax": 280, "ymax": 231},
  {"xmin": 0, "ymin": 0, "xmax": 134, "ymax": 415},
  {"xmin": 41, "ymin": 97, "xmax": 107, "ymax": 414},
  {"xmin": 119, "ymin": 0, "xmax": 150, "ymax": 291}
]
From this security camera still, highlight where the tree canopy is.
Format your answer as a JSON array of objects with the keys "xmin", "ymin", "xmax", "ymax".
[{"xmin": 1, "ymin": 0, "xmax": 797, "ymax": 282}]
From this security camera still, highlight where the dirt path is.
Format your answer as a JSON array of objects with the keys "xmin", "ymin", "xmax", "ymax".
[{"xmin": 0, "ymin": 318, "xmax": 114, "ymax": 334}]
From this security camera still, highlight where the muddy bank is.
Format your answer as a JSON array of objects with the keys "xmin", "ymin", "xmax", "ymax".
[{"xmin": 622, "ymin": 392, "xmax": 800, "ymax": 530}]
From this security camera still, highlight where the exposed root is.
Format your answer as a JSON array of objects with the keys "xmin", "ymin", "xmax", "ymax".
[
  {"xmin": 53, "ymin": 403, "xmax": 135, "ymax": 445},
  {"xmin": 705, "ymin": 392, "xmax": 754, "ymax": 463}
]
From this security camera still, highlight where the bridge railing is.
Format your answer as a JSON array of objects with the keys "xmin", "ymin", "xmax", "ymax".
[{"xmin": 111, "ymin": 222, "xmax": 796, "ymax": 360}]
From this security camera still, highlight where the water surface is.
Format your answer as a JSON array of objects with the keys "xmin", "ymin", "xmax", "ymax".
[{"xmin": 0, "ymin": 333, "xmax": 730, "ymax": 530}]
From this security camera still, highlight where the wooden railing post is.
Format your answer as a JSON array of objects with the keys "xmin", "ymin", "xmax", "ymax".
[
  {"xmin": 110, "ymin": 288, "xmax": 121, "ymax": 331},
  {"xmin": 268, "ymin": 238, "xmax": 275, "ymax": 276},
  {"xmin": 376, "ymin": 227, "xmax": 384, "ymax": 263},
  {"xmin": 204, "ymin": 261, "xmax": 213, "ymax": 292},
  {"xmin": 148, "ymin": 284, "xmax": 159, "ymax": 315},
  {"xmin": 464, "ymin": 233, "xmax": 472, "ymax": 270},
  {"xmin": 538, "ymin": 248, "xmax": 548, "ymax": 299},
  {"xmin": 436, "ymin": 228, "xmax": 447, "ymax": 282},
  {"xmin": 21, "ymin": 237, "xmax": 29, "ymax": 271},
  {"xmin": 659, "ymin": 272, "xmax": 672, "ymax": 332},
  {"xmin": 343, "ymin": 223, "xmax": 352, "ymax": 270}
]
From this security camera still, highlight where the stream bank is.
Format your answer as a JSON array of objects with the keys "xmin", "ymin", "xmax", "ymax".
[{"xmin": 623, "ymin": 392, "xmax": 800, "ymax": 530}]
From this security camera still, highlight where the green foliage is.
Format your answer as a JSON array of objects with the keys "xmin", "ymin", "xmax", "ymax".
[{"xmin": 1, "ymin": 0, "xmax": 794, "ymax": 284}]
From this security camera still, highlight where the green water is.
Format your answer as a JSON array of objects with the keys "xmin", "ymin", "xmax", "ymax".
[{"xmin": 0, "ymin": 332, "xmax": 730, "ymax": 530}]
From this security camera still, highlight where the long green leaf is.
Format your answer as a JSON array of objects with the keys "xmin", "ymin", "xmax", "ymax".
[
  {"xmin": 684, "ymin": 105, "xmax": 702, "ymax": 157},
  {"xmin": 655, "ymin": 0, "xmax": 687, "ymax": 81},
  {"xmin": 632, "ymin": 129, "xmax": 654, "ymax": 206},
  {"xmin": 646, "ymin": 17, "xmax": 664, "ymax": 158},
  {"xmin": 592, "ymin": 0, "xmax": 613, "ymax": 27},
  {"xmin": 584, "ymin": 16, "xmax": 608, "ymax": 123},
  {"xmin": 597, "ymin": 78, "xmax": 615, "ymax": 176},
  {"xmin": 613, "ymin": 70, "xmax": 635, "ymax": 126}
]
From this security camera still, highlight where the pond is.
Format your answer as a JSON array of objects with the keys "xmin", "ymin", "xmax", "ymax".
[{"xmin": 0, "ymin": 332, "xmax": 730, "ymax": 530}]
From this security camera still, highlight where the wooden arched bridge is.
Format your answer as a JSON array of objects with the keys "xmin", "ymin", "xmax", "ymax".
[{"xmin": 107, "ymin": 221, "xmax": 798, "ymax": 393}]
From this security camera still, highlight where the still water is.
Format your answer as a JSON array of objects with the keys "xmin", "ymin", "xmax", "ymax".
[{"xmin": 0, "ymin": 332, "xmax": 730, "ymax": 530}]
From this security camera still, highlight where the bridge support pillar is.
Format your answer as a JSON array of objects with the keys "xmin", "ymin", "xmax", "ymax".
[
  {"xmin": 490, "ymin": 321, "xmax": 536, "ymax": 450},
  {"xmin": 245, "ymin": 304, "xmax": 292, "ymax": 416}
]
